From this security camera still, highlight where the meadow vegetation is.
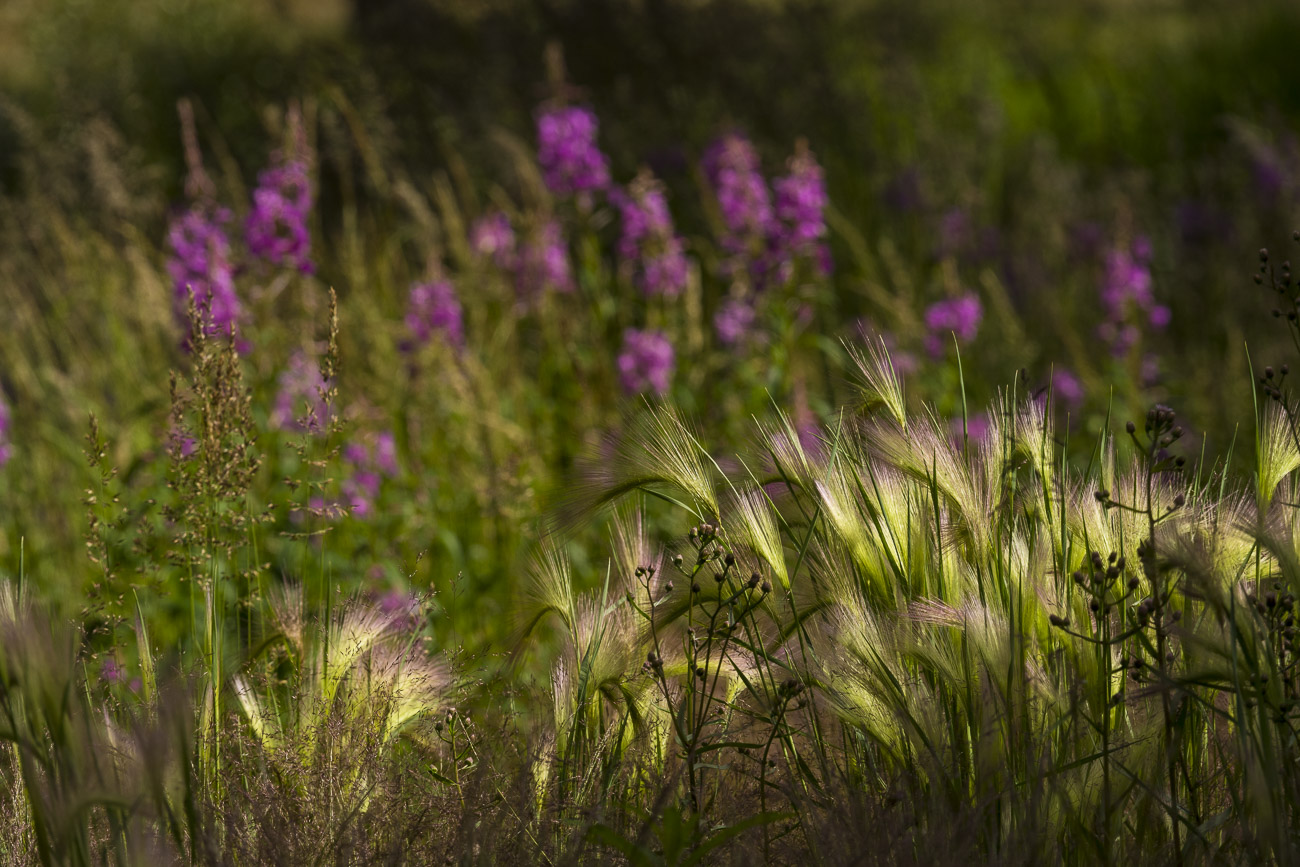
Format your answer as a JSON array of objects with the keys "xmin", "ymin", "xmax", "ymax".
[{"xmin": 2, "ymin": 0, "xmax": 1300, "ymax": 862}]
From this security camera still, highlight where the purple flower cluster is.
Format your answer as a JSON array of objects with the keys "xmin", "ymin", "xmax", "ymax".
[
  {"xmin": 406, "ymin": 280, "xmax": 464, "ymax": 348},
  {"xmin": 772, "ymin": 145, "xmax": 829, "ymax": 254},
  {"xmin": 618, "ymin": 329, "xmax": 674, "ymax": 395},
  {"xmin": 271, "ymin": 351, "xmax": 330, "ymax": 433},
  {"xmin": 950, "ymin": 412, "xmax": 992, "ymax": 447},
  {"xmin": 246, "ymin": 159, "xmax": 314, "ymax": 274},
  {"xmin": 614, "ymin": 177, "xmax": 690, "ymax": 296},
  {"xmin": 703, "ymin": 134, "xmax": 832, "ymax": 285},
  {"xmin": 703, "ymin": 133, "xmax": 774, "ymax": 264},
  {"xmin": 1051, "ymin": 368, "xmax": 1085, "ymax": 409},
  {"xmin": 341, "ymin": 432, "xmax": 399, "ymax": 518},
  {"xmin": 1097, "ymin": 237, "xmax": 1168, "ymax": 356},
  {"xmin": 714, "ymin": 298, "xmax": 757, "ymax": 346},
  {"xmin": 536, "ymin": 105, "xmax": 610, "ymax": 198},
  {"xmin": 923, "ymin": 294, "xmax": 983, "ymax": 358},
  {"xmin": 470, "ymin": 212, "xmax": 517, "ymax": 270},
  {"xmin": 517, "ymin": 220, "xmax": 574, "ymax": 297},
  {"xmin": 0, "ymin": 390, "xmax": 11, "ymax": 467},
  {"xmin": 166, "ymin": 205, "xmax": 241, "ymax": 339},
  {"xmin": 377, "ymin": 588, "xmax": 422, "ymax": 631}
]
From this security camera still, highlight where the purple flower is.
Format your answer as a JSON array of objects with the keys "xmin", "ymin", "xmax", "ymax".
[
  {"xmin": 1098, "ymin": 237, "xmax": 1166, "ymax": 356},
  {"xmin": 470, "ymin": 212, "xmax": 517, "ymax": 269},
  {"xmin": 272, "ymin": 351, "xmax": 330, "ymax": 433},
  {"xmin": 714, "ymin": 298, "xmax": 757, "ymax": 346},
  {"xmin": 341, "ymin": 432, "xmax": 400, "ymax": 517},
  {"xmin": 374, "ymin": 431, "xmax": 398, "ymax": 476},
  {"xmin": 923, "ymin": 294, "xmax": 983, "ymax": 358},
  {"xmin": 102, "ymin": 657, "xmax": 124, "ymax": 685},
  {"xmin": 951, "ymin": 412, "xmax": 992, "ymax": 447},
  {"xmin": 406, "ymin": 280, "xmax": 464, "ymax": 347},
  {"xmin": 166, "ymin": 204, "xmax": 242, "ymax": 341},
  {"xmin": 773, "ymin": 145, "xmax": 829, "ymax": 249},
  {"xmin": 766, "ymin": 143, "xmax": 832, "ymax": 282},
  {"xmin": 378, "ymin": 589, "xmax": 421, "ymax": 631},
  {"xmin": 613, "ymin": 177, "xmax": 690, "ymax": 296},
  {"xmin": 517, "ymin": 220, "xmax": 574, "ymax": 297},
  {"xmin": 536, "ymin": 105, "xmax": 611, "ymax": 198},
  {"xmin": 167, "ymin": 423, "xmax": 197, "ymax": 460},
  {"xmin": 245, "ymin": 159, "xmax": 314, "ymax": 274},
  {"xmin": 1050, "ymin": 368, "xmax": 1084, "ymax": 409},
  {"xmin": 618, "ymin": 329, "xmax": 674, "ymax": 395},
  {"xmin": 703, "ymin": 133, "xmax": 774, "ymax": 264}
]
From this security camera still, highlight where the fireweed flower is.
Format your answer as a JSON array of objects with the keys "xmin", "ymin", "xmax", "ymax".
[
  {"xmin": 773, "ymin": 144, "xmax": 829, "ymax": 251},
  {"xmin": 714, "ymin": 297, "xmax": 757, "ymax": 346},
  {"xmin": 703, "ymin": 133, "xmax": 773, "ymax": 269},
  {"xmin": 613, "ymin": 175, "xmax": 690, "ymax": 296},
  {"xmin": 271, "ymin": 351, "xmax": 330, "ymax": 433},
  {"xmin": 341, "ymin": 432, "xmax": 400, "ymax": 518},
  {"xmin": 245, "ymin": 159, "xmax": 314, "ymax": 274},
  {"xmin": 517, "ymin": 220, "xmax": 574, "ymax": 297},
  {"xmin": 702, "ymin": 133, "xmax": 769, "ymax": 282},
  {"xmin": 536, "ymin": 105, "xmax": 610, "ymax": 198},
  {"xmin": 951, "ymin": 412, "xmax": 992, "ymax": 447},
  {"xmin": 1050, "ymin": 368, "xmax": 1085, "ymax": 410},
  {"xmin": 765, "ymin": 142, "xmax": 832, "ymax": 283},
  {"xmin": 923, "ymin": 294, "xmax": 983, "ymax": 358},
  {"xmin": 166, "ymin": 204, "xmax": 241, "ymax": 339},
  {"xmin": 1097, "ymin": 237, "xmax": 1168, "ymax": 356},
  {"xmin": 618, "ymin": 329, "xmax": 674, "ymax": 395},
  {"xmin": 405, "ymin": 280, "xmax": 464, "ymax": 348},
  {"xmin": 470, "ymin": 211, "xmax": 517, "ymax": 269},
  {"xmin": 378, "ymin": 589, "xmax": 422, "ymax": 631}
]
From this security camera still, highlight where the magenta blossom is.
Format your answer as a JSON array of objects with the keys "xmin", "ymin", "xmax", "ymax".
[
  {"xmin": 471, "ymin": 212, "xmax": 517, "ymax": 269},
  {"xmin": 536, "ymin": 105, "xmax": 611, "ymax": 198},
  {"xmin": 271, "ymin": 351, "xmax": 330, "ymax": 433},
  {"xmin": 1098, "ymin": 237, "xmax": 1167, "ymax": 356},
  {"xmin": 613, "ymin": 177, "xmax": 690, "ymax": 296},
  {"xmin": 1050, "ymin": 368, "xmax": 1085, "ymax": 409},
  {"xmin": 618, "ymin": 329, "xmax": 675, "ymax": 395},
  {"xmin": 950, "ymin": 412, "xmax": 992, "ymax": 448},
  {"xmin": 406, "ymin": 280, "xmax": 464, "ymax": 348},
  {"xmin": 167, "ymin": 204, "xmax": 242, "ymax": 341},
  {"xmin": 703, "ymin": 133, "xmax": 774, "ymax": 267},
  {"xmin": 341, "ymin": 432, "xmax": 400, "ymax": 517},
  {"xmin": 517, "ymin": 220, "xmax": 574, "ymax": 297},
  {"xmin": 923, "ymin": 294, "xmax": 983, "ymax": 358},
  {"xmin": 714, "ymin": 298, "xmax": 757, "ymax": 346},
  {"xmin": 245, "ymin": 159, "xmax": 314, "ymax": 274}
]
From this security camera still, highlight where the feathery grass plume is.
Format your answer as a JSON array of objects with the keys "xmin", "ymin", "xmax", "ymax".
[
  {"xmin": 728, "ymin": 486, "xmax": 789, "ymax": 589},
  {"xmin": 1257, "ymin": 400, "xmax": 1300, "ymax": 511},
  {"xmin": 847, "ymin": 336, "xmax": 907, "ymax": 429},
  {"xmin": 867, "ymin": 408, "xmax": 994, "ymax": 556},
  {"xmin": 565, "ymin": 405, "xmax": 719, "ymax": 525},
  {"xmin": 758, "ymin": 407, "xmax": 823, "ymax": 492},
  {"xmin": 319, "ymin": 604, "xmax": 399, "ymax": 714},
  {"xmin": 822, "ymin": 596, "xmax": 916, "ymax": 758},
  {"xmin": 610, "ymin": 504, "xmax": 663, "ymax": 589},
  {"xmin": 813, "ymin": 458, "xmax": 906, "ymax": 608},
  {"xmin": 369, "ymin": 646, "xmax": 451, "ymax": 744},
  {"xmin": 518, "ymin": 538, "xmax": 577, "ymax": 639}
]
